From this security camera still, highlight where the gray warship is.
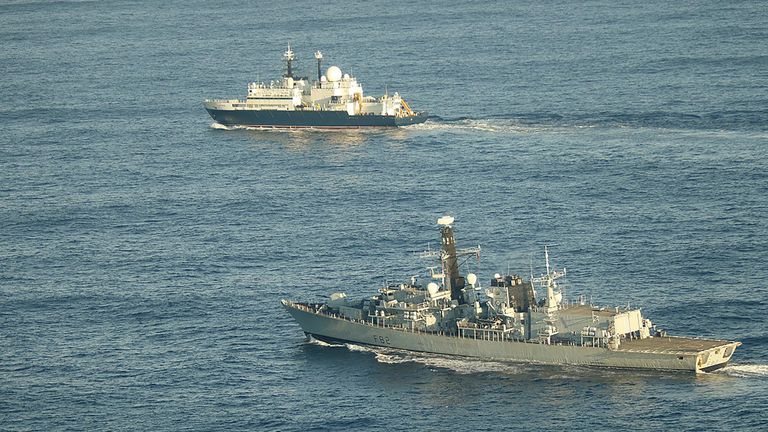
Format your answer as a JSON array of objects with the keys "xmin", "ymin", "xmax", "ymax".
[
  {"xmin": 282, "ymin": 216, "xmax": 741, "ymax": 373},
  {"xmin": 203, "ymin": 45, "xmax": 427, "ymax": 129}
]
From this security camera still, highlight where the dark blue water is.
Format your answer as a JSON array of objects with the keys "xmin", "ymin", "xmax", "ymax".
[{"xmin": 2, "ymin": 1, "xmax": 767, "ymax": 430}]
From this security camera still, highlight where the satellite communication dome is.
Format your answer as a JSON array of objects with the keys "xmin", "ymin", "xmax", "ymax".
[
  {"xmin": 427, "ymin": 282, "xmax": 439, "ymax": 296},
  {"xmin": 326, "ymin": 66, "xmax": 342, "ymax": 82},
  {"xmin": 466, "ymin": 273, "xmax": 477, "ymax": 286}
]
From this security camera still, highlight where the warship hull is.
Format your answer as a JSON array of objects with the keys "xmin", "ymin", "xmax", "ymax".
[
  {"xmin": 205, "ymin": 107, "xmax": 427, "ymax": 129},
  {"xmin": 282, "ymin": 300, "xmax": 739, "ymax": 373}
]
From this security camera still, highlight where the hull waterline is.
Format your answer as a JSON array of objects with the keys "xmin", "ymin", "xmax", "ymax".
[
  {"xmin": 282, "ymin": 300, "xmax": 740, "ymax": 373},
  {"xmin": 206, "ymin": 108, "xmax": 427, "ymax": 129}
]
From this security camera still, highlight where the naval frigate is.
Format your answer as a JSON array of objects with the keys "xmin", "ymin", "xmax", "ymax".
[
  {"xmin": 282, "ymin": 216, "xmax": 741, "ymax": 373},
  {"xmin": 203, "ymin": 45, "xmax": 427, "ymax": 129}
]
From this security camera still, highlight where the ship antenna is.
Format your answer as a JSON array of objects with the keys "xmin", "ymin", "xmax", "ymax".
[
  {"xmin": 283, "ymin": 43, "xmax": 295, "ymax": 78},
  {"xmin": 529, "ymin": 254, "xmax": 534, "ymax": 284},
  {"xmin": 314, "ymin": 51, "xmax": 323, "ymax": 81}
]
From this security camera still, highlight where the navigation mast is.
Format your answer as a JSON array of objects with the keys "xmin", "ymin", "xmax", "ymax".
[
  {"xmin": 531, "ymin": 246, "xmax": 567, "ymax": 343},
  {"xmin": 283, "ymin": 44, "xmax": 295, "ymax": 78},
  {"xmin": 314, "ymin": 51, "xmax": 323, "ymax": 81}
]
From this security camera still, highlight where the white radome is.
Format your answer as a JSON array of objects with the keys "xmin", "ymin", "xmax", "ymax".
[
  {"xmin": 427, "ymin": 282, "xmax": 439, "ymax": 296},
  {"xmin": 326, "ymin": 66, "xmax": 342, "ymax": 82}
]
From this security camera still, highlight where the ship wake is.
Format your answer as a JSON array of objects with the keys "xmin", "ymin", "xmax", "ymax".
[
  {"xmin": 343, "ymin": 343, "xmax": 523, "ymax": 375},
  {"xmin": 715, "ymin": 364, "xmax": 768, "ymax": 378},
  {"xmin": 210, "ymin": 122, "xmax": 385, "ymax": 133},
  {"xmin": 409, "ymin": 117, "xmax": 590, "ymax": 134}
]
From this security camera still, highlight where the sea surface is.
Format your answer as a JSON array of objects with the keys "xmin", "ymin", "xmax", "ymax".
[{"xmin": 2, "ymin": 0, "xmax": 767, "ymax": 430}]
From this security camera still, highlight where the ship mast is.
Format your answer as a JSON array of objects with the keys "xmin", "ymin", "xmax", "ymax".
[
  {"xmin": 438, "ymin": 216, "xmax": 465, "ymax": 303},
  {"xmin": 314, "ymin": 51, "xmax": 323, "ymax": 81},
  {"xmin": 531, "ymin": 246, "xmax": 567, "ymax": 343},
  {"xmin": 283, "ymin": 44, "xmax": 295, "ymax": 78}
]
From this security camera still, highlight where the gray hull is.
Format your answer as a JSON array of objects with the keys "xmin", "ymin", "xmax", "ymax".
[
  {"xmin": 206, "ymin": 108, "xmax": 427, "ymax": 128},
  {"xmin": 282, "ymin": 301, "xmax": 739, "ymax": 373}
]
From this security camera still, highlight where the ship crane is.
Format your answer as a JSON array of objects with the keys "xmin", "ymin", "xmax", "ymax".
[{"xmin": 400, "ymin": 99, "xmax": 415, "ymax": 117}]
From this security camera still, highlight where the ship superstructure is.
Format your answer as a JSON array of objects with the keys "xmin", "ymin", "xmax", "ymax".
[
  {"xmin": 282, "ymin": 216, "xmax": 741, "ymax": 373},
  {"xmin": 204, "ymin": 45, "xmax": 427, "ymax": 128}
]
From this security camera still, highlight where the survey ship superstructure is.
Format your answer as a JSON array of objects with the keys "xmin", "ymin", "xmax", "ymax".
[
  {"xmin": 282, "ymin": 216, "xmax": 741, "ymax": 373},
  {"xmin": 204, "ymin": 46, "xmax": 427, "ymax": 129}
]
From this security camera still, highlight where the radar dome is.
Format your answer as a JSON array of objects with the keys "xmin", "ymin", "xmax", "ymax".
[
  {"xmin": 466, "ymin": 273, "xmax": 477, "ymax": 286},
  {"xmin": 326, "ymin": 66, "xmax": 342, "ymax": 82},
  {"xmin": 427, "ymin": 282, "xmax": 439, "ymax": 296}
]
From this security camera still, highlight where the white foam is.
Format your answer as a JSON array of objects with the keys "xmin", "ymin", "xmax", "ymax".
[
  {"xmin": 306, "ymin": 337, "xmax": 344, "ymax": 348},
  {"xmin": 335, "ymin": 343, "xmax": 521, "ymax": 374},
  {"xmin": 210, "ymin": 123, "xmax": 288, "ymax": 131},
  {"xmin": 399, "ymin": 354, "xmax": 522, "ymax": 375},
  {"xmin": 408, "ymin": 119, "xmax": 555, "ymax": 134},
  {"xmin": 717, "ymin": 364, "xmax": 768, "ymax": 378},
  {"xmin": 209, "ymin": 122, "xmax": 382, "ymax": 133},
  {"xmin": 344, "ymin": 343, "xmax": 373, "ymax": 352}
]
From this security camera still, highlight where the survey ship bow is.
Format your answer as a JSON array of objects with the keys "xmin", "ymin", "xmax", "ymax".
[
  {"xmin": 204, "ymin": 45, "xmax": 427, "ymax": 129},
  {"xmin": 282, "ymin": 216, "xmax": 741, "ymax": 373}
]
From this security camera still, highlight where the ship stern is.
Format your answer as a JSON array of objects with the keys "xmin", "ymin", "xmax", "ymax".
[
  {"xmin": 395, "ymin": 112, "xmax": 428, "ymax": 126},
  {"xmin": 696, "ymin": 341, "xmax": 742, "ymax": 373}
]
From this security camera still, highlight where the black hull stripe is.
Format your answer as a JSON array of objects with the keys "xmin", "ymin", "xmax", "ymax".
[{"xmin": 205, "ymin": 108, "xmax": 427, "ymax": 128}]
